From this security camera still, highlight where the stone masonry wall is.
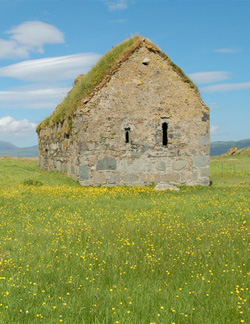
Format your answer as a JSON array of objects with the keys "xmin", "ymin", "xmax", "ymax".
[{"xmin": 38, "ymin": 46, "xmax": 210, "ymax": 186}]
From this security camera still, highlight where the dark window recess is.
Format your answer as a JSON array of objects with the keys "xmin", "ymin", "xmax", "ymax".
[
  {"xmin": 125, "ymin": 128, "xmax": 130, "ymax": 143},
  {"xmin": 162, "ymin": 122, "xmax": 168, "ymax": 146}
]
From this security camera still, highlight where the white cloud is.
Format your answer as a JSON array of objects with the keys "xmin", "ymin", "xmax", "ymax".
[
  {"xmin": 0, "ymin": 21, "xmax": 64, "ymax": 59},
  {"xmin": 105, "ymin": 0, "xmax": 128, "ymax": 11},
  {"xmin": 0, "ymin": 116, "xmax": 37, "ymax": 137},
  {"xmin": 7, "ymin": 21, "xmax": 64, "ymax": 51},
  {"xmin": 0, "ymin": 39, "xmax": 28, "ymax": 59},
  {"xmin": 0, "ymin": 53, "xmax": 101, "ymax": 82},
  {"xmin": 214, "ymin": 48, "xmax": 239, "ymax": 53},
  {"xmin": 188, "ymin": 71, "xmax": 229, "ymax": 84},
  {"xmin": 211, "ymin": 125, "xmax": 221, "ymax": 135},
  {"xmin": 109, "ymin": 19, "xmax": 127, "ymax": 23},
  {"xmin": 201, "ymin": 82, "xmax": 250, "ymax": 93},
  {"xmin": 0, "ymin": 86, "xmax": 70, "ymax": 109},
  {"xmin": 0, "ymin": 52, "xmax": 101, "ymax": 111}
]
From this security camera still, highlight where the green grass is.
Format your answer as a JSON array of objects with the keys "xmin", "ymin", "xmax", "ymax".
[
  {"xmin": 0, "ymin": 157, "xmax": 249, "ymax": 323},
  {"xmin": 211, "ymin": 154, "xmax": 250, "ymax": 187}
]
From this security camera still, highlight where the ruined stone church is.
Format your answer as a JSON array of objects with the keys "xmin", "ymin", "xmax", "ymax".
[{"xmin": 37, "ymin": 36, "xmax": 210, "ymax": 186}]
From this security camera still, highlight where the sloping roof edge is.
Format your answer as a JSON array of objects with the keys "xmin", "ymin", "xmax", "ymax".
[{"xmin": 37, "ymin": 36, "xmax": 200, "ymax": 133}]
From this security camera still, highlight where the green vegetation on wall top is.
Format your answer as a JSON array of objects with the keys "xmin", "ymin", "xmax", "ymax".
[{"xmin": 37, "ymin": 36, "xmax": 199, "ymax": 134}]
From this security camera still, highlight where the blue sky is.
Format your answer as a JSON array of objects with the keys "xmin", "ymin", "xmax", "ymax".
[{"xmin": 0, "ymin": 0, "xmax": 249, "ymax": 147}]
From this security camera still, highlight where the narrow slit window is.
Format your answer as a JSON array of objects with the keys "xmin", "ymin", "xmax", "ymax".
[
  {"xmin": 162, "ymin": 122, "xmax": 168, "ymax": 146},
  {"xmin": 125, "ymin": 128, "xmax": 130, "ymax": 143}
]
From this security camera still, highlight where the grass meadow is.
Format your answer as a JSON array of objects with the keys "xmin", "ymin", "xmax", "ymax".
[{"xmin": 0, "ymin": 155, "xmax": 249, "ymax": 324}]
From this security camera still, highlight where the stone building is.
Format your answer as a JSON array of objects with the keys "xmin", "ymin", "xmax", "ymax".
[{"xmin": 37, "ymin": 36, "xmax": 210, "ymax": 186}]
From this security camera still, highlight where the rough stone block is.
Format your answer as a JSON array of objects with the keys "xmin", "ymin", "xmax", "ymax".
[
  {"xmin": 202, "ymin": 112, "xmax": 209, "ymax": 122},
  {"xmin": 51, "ymin": 143, "xmax": 57, "ymax": 150},
  {"xmin": 193, "ymin": 155, "xmax": 210, "ymax": 168},
  {"xmin": 61, "ymin": 163, "xmax": 66, "ymax": 172},
  {"xmin": 161, "ymin": 173, "xmax": 180, "ymax": 182},
  {"xmin": 79, "ymin": 142, "xmax": 89, "ymax": 151},
  {"xmin": 172, "ymin": 159, "xmax": 187, "ymax": 171},
  {"xmin": 122, "ymin": 173, "xmax": 139, "ymax": 183},
  {"xmin": 200, "ymin": 167, "xmax": 210, "ymax": 177},
  {"xmin": 79, "ymin": 165, "xmax": 89, "ymax": 180},
  {"xmin": 199, "ymin": 177, "xmax": 210, "ymax": 186},
  {"xmin": 168, "ymin": 148, "xmax": 179, "ymax": 155},
  {"xmin": 71, "ymin": 165, "xmax": 75, "ymax": 175},
  {"xmin": 199, "ymin": 135, "xmax": 209, "ymax": 146},
  {"xmin": 55, "ymin": 161, "xmax": 61, "ymax": 172},
  {"xmin": 109, "ymin": 173, "xmax": 120, "ymax": 184},
  {"xmin": 155, "ymin": 183, "xmax": 180, "ymax": 191},
  {"xmin": 156, "ymin": 161, "xmax": 166, "ymax": 171},
  {"xmin": 96, "ymin": 156, "xmax": 117, "ymax": 170},
  {"xmin": 145, "ymin": 173, "xmax": 161, "ymax": 183},
  {"xmin": 79, "ymin": 141, "xmax": 89, "ymax": 151},
  {"xmin": 181, "ymin": 171, "xmax": 198, "ymax": 182},
  {"xmin": 80, "ymin": 151, "xmax": 90, "ymax": 155},
  {"xmin": 141, "ymin": 143, "xmax": 154, "ymax": 153},
  {"xmin": 92, "ymin": 172, "xmax": 106, "ymax": 184},
  {"xmin": 67, "ymin": 163, "xmax": 71, "ymax": 175},
  {"xmin": 132, "ymin": 159, "xmax": 146, "ymax": 172},
  {"xmin": 131, "ymin": 151, "xmax": 142, "ymax": 158}
]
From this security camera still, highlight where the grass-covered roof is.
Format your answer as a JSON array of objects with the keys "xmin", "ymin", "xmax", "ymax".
[{"xmin": 37, "ymin": 36, "xmax": 199, "ymax": 133}]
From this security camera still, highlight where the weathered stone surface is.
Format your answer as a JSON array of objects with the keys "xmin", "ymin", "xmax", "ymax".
[
  {"xmin": 201, "ymin": 178, "xmax": 210, "ymax": 186},
  {"xmin": 38, "ymin": 39, "xmax": 210, "ymax": 187},
  {"xmin": 79, "ymin": 141, "xmax": 89, "ymax": 151},
  {"xmin": 145, "ymin": 173, "xmax": 161, "ymax": 183},
  {"xmin": 181, "ymin": 171, "xmax": 199, "ymax": 183},
  {"xmin": 122, "ymin": 173, "xmax": 139, "ymax": 183},
  {"xmin": 141, "ymin": 143, "xmax": 154, "ymax": 153},
  {"xmin": 55, "ymin": 161, "xmax": 61, "ymax": 171},
  {"xmin": 202, "ymin": 112, "xmax": 209, "ymax": 122},
  {"xmin": 155, "ymin": 183, "xmax": 180, "ymax": 191},
  {"xmin": 132, "ymin": 159, "xmax": 146, "ymax": 172},
  {"xmin": 130, "ymin": 151, "xmax": 142, "ymax": 158},
  {"xmin": 199, "ymin": 135, "xmax": 209, "ymax": 146},
  {"xmin": 96, "ymin": 156, "xmax": 117, "ymax": 170},
  {"xmin": 92, "ymin": 172, "xmax": 106, "ymax": 184},
  {"xmin": 193, "ymin": 155, "xmax": 210, "ymax": 168},
  {"xmin": 79, "ymin": 165, "xmax": 89, "ymax": 180},
  {"xmin": 109, "ymin": 173, "xmax": 120, "ymax": 184},
  {"xmin": 172, "ymin": 159, "xmax": 187, "ymax": 171},
  {"xmin": 62, "ymin": 163, "xmax": 67, "ymax": 173},
  {"xmin": 155, "ymin": 161, "xmax": 166, "ymax": 171},
  {"xmin": 142, "ymin": 57, "xmax": 150, "ymax": 65},
  {"xmin": 51, "ymin": 143, "xmax": 57, "ymax": 150},
  {"xmin": 200, "ymin": 167, "xmax": 210, "ymax": 177},
  {"xmin": 161, "ymin": 173, "xmax": 180, "ymax": 183}
]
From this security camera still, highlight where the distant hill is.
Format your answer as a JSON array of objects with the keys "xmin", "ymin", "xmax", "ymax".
[
  {"xmin": 0, "ymin": 141, "xmax": 38, "ymax": 157},
  {"xmin": 211, "ymin": 139, "xmax": 250, "ymax": 156},
  {"xmin": 0, "ymin": 139, "xmax": 249, "ymax": 158}
]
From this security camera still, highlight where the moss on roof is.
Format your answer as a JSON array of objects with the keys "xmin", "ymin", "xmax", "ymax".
[{"xmin": 37, "ymin": 36, "xmax": 199, "ymax": 133}]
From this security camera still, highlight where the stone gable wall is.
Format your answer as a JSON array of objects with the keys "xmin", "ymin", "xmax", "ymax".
[{"xmin": 38, "ymin": 46, "xmax": 210, "ymax": 186}]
